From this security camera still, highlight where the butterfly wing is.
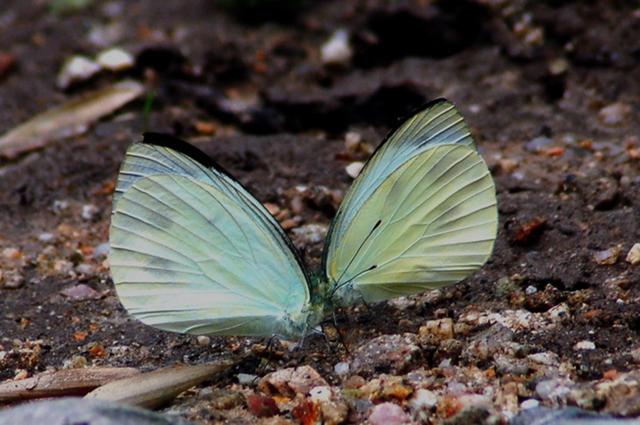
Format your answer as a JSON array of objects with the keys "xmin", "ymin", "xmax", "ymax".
[
  {"xmin": 110, "ymin": 137, "xmax": 311, "ymax": 338},
  {"xmin": 325, "ymin": 100, "xmax": 497, "ymax": 305}
]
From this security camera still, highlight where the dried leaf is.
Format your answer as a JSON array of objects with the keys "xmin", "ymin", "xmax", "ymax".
[
  {"xmin": 84, "ymin": 360, "xmax": 235, "ymax": 409},
  {"xmin": 0, "ymin": 80, "xmax": 144, "ymax": 159},
  {"xmin": 0, "ymin": 367, "xmax": 139, "ymax": 403}
]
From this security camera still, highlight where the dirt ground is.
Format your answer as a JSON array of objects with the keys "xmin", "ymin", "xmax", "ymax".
[{"xmin": 1, "ymin": 1, "xmax": 640, "ymax": 424}]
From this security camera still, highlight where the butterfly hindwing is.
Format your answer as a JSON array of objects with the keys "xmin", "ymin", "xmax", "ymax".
[
  {"xmin": 109, "ymin": 140, "xmax": 310, "ymax": 338},
  {"xmin": 325, "ymin": 100, "xmax": 497, "ymax": 305}
]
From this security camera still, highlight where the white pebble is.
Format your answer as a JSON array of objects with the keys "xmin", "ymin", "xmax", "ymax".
[
  {"xmin": 196, "ymin": 335, "xmax": 210, "ymax": 346},
  {"xmin": 237, "ymin": 373, "xmax": 258, "ymax": 385},
  {"xmin": 409, "ymin": 389, "xmax": 438, "ymax": 411},
  {"xmin": 96, "ymin": 47, "xmax": 134, "ymax": 72},
  {"xmin": 57, "ymin": 55, "xmax": 101, "ymax": 89},
  {"xmin": 525, "ymin": 285, "xmax": 538, "ymax": 295},
  {"xmin": 574, "ymin": 340, "xmax": 596, "ymax": 350},
  {"xmin": 38, "ymin": 232, "xmax": 56, "ymax": 243},
  {"xmin": 345, "ymin": 161, "xmax": 364, "ymax": 178},
  {"xmin": 334, "ymin": 361, "xmax": 349, "ymax": 376},
  {"xmin": 81, "ymin": 204, "xmax": 99, "ymax": 220},
  {"xmin": 626, "ymin": 243, "xmax": 640, "ymax": 265},
  {"xmin": 321, "ymin": 29, "xmax": 352, "ymax": 65},
  {"xmin": 520, "ymin": 399, "xmax": 540, "ymax": 409}
]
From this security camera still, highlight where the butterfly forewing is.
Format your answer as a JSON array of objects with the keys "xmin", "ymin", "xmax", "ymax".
[
  {"xmin": 109, "ymin": 139, "xmax": 310, "ymax": 338},
  {"xmin": 325, "ymin": 101, "xmax": 497, "ymax": 305}
]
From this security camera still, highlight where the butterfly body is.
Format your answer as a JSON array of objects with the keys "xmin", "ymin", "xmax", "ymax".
[{"xmin": 109, "ymin": 99, "xmax": 498, "ymax": 340}]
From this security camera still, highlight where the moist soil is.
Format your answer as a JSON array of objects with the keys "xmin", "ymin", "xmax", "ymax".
[{"xmin": 0, "ymin": 0, "xmax": 639, "ymax": 423}]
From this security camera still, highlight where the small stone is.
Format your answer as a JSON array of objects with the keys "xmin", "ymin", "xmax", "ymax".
[
  {"xmin": 309, "ymin": 386, "xmax": 348, "ymax": 425},
  {"xmin": 525, "ymin": 136, "xmax": 553, "ymax": 153},
  {"xmin": 258, "ymin": 365, "xmax": 328, "ymax": 397},
  {"xmin": 60, "ymin": 284, "xmax": 102, "ymax": 301},
  {"xmin": 196, "ymin": 335, "xmax": 210, "ymax": 346},
  {"xmin": 237, "ymin": 373, "xmax": 258, "ymax": 385},
  {"xmin": 93, "ymin": 242, "xmax": 110, "ymax": 258},
  {"xmin": 419, "ymin": 318, "xmax": 454, "ymax": 345},
  {"xmin": 52, "ymin": 200, "xmax": 70, "ymax": 213},
  {"xmin": 246, "ymin": 394, "xmax": 279, "ymax": 418},
  {"xmin": 520, "ymin": 398, "xmax": 540, "ymax": 409},
  {"xmin": 81, "ymin": 204, "xmax": 99, "ymax": 221},
  {"xmin": 194, "ymin": 120, "xmax": 217, "ymax": 135},
  {"xmin": 350, "ymin": 334, "xmax": 420, "ymax": 375},
  {"xmin": 574, "ymin": 340, "xmax": 596, "ymax": 350},
  {"xmin": 527, "ymin": 351, "xmax": 560, "ymax": 367},
  {"xmin": 593, "ymin": 246, "xmax": 622, "ymax": 265},
  {"xmin": 57, "ymin": 55, "xmax": 101, "ymax": 89},
  {"xmin": 280, "ymin": 217, "xmax": 301, "ymax": 230},
  {"xmin": 626, "ymin": 243, "xmax": 640, "ymax": 265},
  {"xmin": 548, "ymin": 57, "xmax": 569, "ymax": 75},
  {"xmin": 344, "ymin": 131, "xmax": 362, "ymax": 153},
  {"xmin": 498, "ymin": 158, "xmax": 519, "ymax": 174},
  {"xmin": 54, "ymin": 259, "xmax": 74, "ymax": 274},
  {"xmin": 345, "ymin": 161, "xmax": 365, "ymax": 178},
  {"xmin": 368, "ymin": 402, "xmax": 409, "ymax": 425},
  {"xmin": 535, "ymin": 378, "xmax": 573, "ymax": 401},
  {"xmin": 75, "ymin": 263, "xmax": 94, "ymax": 275},
  {"xmin": 263, "ymin": 202, "xmax": 280, "ymax": 216},
  {"xmin": 38, "ymin": 232, "xmax": 56, "ymax": 243},
  {"xmin": 96, "ymin": 47, "xmax": 134, "ymax": 72},
  {"xmin": 291, "ymin": 223, "xmax": 328, "ymax": 245},
  {"xmin": 62, "ymin": 355, "xmax": 88, "ymax": 369},
  {"xmin": 409, "ymin": 389, "xmax": 438, "ymax": 413},
  {"xmin": 525, "ymin": 285, "xmax": 538, "ymax": 295},
  {"xmin": 598, "ymin": 102, "xmax": 631, "ymax": 126},
  {"xmin": 2, "ymin": 247, "xmax": 22, "ymax": 260},
  {"xmin": 334, "ymin": 362, "xmax": 349, "ymax": 376},
  {"xmin": 1, "ymin": 270, "xmax": 24, "ymax": 289},
  {"xmin": 321, "ymin": 29, "xmax": 352, "ymax": 65}
]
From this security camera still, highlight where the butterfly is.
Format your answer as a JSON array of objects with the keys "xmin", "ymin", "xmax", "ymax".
[{"xmin": 109, "ymin": 99, "xmax": 498, "ymax": 340}]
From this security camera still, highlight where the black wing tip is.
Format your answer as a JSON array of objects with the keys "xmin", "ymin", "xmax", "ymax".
[{"xmin": 139, "ymin": 132, "xmax": 218, "ymax": 169}]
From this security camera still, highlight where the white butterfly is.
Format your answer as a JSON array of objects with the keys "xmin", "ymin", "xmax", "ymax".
[{"xmin": 109, "ymin": 99, "xmax": 497, "ymax": 339}]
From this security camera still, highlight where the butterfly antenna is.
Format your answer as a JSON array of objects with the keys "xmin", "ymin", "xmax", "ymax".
[{"xmin": 334, "ymin": 219, "xmax": 382, "ymax": 286}]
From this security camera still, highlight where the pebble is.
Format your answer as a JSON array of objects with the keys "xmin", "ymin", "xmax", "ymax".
[
  {"xmin": 625, "ymin": 243, "xmax": 640, "ymax": 265},
  {"xmin": 574, "ymin": 340, "xmax": 596, "ymax": 351},
  {"xmin": 93, "ymin": 242, "xmax": 110, "ymax": 258},
  {"xmin": 520, "ymin": 398, "xmax": 540, "ymax": 410},
  {"xmin": 368, "ymin": 402, "xmax": 410, "ymax": 425},
  {"xmin": 96, "ymin": 47, "xmax": 134, "ymax": 72},
  {"xmin": 527, "ymin": 351, "xmax": 560, "ymax": 367},
  {"xmin": 525, "ymin": 136, "xmax": 553, "ymax": 153},
  {"xmin": 309, "ymin": 386, "xmax": 348, "ymax": 425},
  {"xmin": 291, "ymin": 223, "xmax": 328, "ymax": 244},
  {"xmin": 525, "ymin": 285, "xmax": 537, "ymax": 295},
  {"xmin": 62, "ymin": 355, "xmax": 88, "ymax": 369},
  {"xmin": 409, "ymin": 389, "xmax": 438, "ymax": 412},
  {"xmin": 57, "ymin": 55, "xmax": 101, "ymax": 89},
  {"xmin": 258, "ymin": 365, "xmax": 328, "ymax": 397},
  {"xmin": 320, "ymin": 29, "xmax": 352, "ymax": 65},
  {"xmin": 598, "ymin": 102, "xmax": 631, "ymax": 126},
  {"xmin": 196, "ymin": 336, "xmax": 210, "ymax": 346},
  {"xmin": 81, "ymin": 204, "xmax": 99, "ymax": 221},
  {"xmin": 345, "ymin": 161, "xmax": 365, "ymax": 178},
  {"xmin": 1, "ymin": 270, "xmax": 24, "ymax": 289},
  {"xmin": 75, "ymin": 263, "xmax": 94, "ymax": 275},
  {"xmin": 52, "ymin": 200, "xmax": 69, "ymax": 213},
  {"xmin": 334, "ymin": 362, "xmax": 349, "ymax": 376},
  {"xmin": 350, "ymin": 334, "xmax": 420, "ymax": 375},
  {"xmin": 237, "ymin": 373, "xmax": 258, "ymax": 386},
  {"xmin": 60, "ymin": 284, "xmax": 102, "ymax": 301},
  {"xmin": 419, "ymin": 318, "xmax": 454, "ymax": 345},
  {"xmin": 344, "ymin": 131, "xmax": 362, "ymax": 153},
  {"xmin": 535, "ymin": 378, "xmax": 573, "ymax": 402},
  {"xmin": 38, "ymin": 232, "xmax": 56, "ymax": 243},
  {"xmin": 2, "ymin": 247, "xmax": 22, "ymax": 260}
]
